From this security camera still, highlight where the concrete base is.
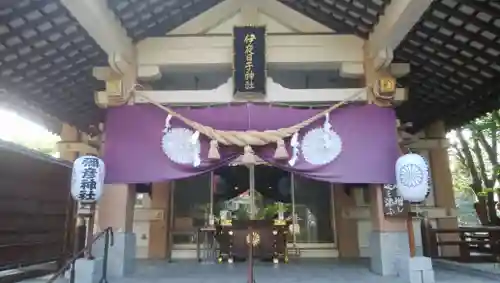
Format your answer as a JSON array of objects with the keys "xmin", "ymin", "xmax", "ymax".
[
  {"xmin": 397, "ymin": 256, "xmax": 435, "ymax": 283},
  {"xmin": 93, "ymin": 232, "xmax": 137, "ymax": 278},
  {"xmin": 65, "ymin": 258, "xmax": 103, "ymax": 283},
  {"xmin": 369, "ymin": 231, "xmax": 409, "ymax": 276}
]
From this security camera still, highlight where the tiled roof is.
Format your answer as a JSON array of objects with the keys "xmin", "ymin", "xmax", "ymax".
[
  {"xmin": 0, "ymin": 0, "xmax": 499, "ymax": 134},
  {"xmin": 395, "ymin": 0, "xmax": 500, "ymax": 130}
]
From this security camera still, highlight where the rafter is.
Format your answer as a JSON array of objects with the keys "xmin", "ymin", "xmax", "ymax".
[
  {"xmin": 369, "ymin": 0, "xmax": 433, "ymax": 68},
  {"xmin": 60, "ymin": 0, "xmax": 134, "ymax": 62}
]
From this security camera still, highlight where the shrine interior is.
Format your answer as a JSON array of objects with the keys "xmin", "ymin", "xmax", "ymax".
[{"xmin": 136, "ymin": 165, "xmax": 336, "ymax": 261}]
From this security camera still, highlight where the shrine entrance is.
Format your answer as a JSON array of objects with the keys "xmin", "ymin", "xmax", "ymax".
[{"xmin": 170, "ymin": 158, "xmax": 337, "ymax": 262}]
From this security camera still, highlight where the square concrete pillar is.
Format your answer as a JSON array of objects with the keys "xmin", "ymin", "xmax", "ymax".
[
  {"xmin": 369, "ymin": 185, "xmax": 436, "ymax": 283},
  {"xmin": 369, "ymin": 184, "xmax": 409, "ymax": 276},
  {"xmin": 94, "ymin": 184, "xmax": 137, "ymax": 279}
]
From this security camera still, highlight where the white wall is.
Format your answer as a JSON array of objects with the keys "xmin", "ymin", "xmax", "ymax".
[{"xmin": 133, "ymin": 193, "xmax": 151, "ymax": 258}]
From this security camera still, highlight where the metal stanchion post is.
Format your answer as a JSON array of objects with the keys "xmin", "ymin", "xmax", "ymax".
[
  {"xmin": 247, "ymin": 165, "xmax": 256, "ymax": 283},
  {"xmin": 291, "ymin": 174, "xmax": 298, "ymax": 256}
]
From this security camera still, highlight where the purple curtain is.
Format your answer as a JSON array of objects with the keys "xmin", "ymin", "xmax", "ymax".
[
  {"xmin": 251, "ymin": 104, "xmax": 399, "ymax": 184},
  {"xmin": 103, "ymin": 103, "xmax": 399, "ymax": 184}
]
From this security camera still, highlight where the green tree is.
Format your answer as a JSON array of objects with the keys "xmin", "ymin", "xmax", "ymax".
[{"xmin": 450, "ymin": 111, "xmax": 500, "ymax": 225}]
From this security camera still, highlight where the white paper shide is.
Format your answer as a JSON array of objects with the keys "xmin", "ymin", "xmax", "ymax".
[
  {"xmin": 71, "ymin": 156, "xmax": 105, "ymax": 202},
  {"xmin": 301, "ymin": 127, "xmax": 342, "ymax": 166},
  {"xmin": 162, "ymin": 127, "xmax": 201, "ymax": 166},
  {"xmin": 395, "ymin": 153, "xmax": 429, "ymax": 202}
]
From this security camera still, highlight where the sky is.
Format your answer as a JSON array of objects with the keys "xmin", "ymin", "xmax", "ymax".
[{"xmin": 0, "ymin": 108, "xmax": 60, "ymax": 148}]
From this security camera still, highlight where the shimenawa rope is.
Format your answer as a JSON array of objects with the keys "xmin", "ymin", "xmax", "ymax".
[
  {"xmin": 131, "ymin": 87, "xmax": 367, "ymax": 147},
  {"xmin": 122, "ymin": 85, "xmax": 368, "ymax": 162}
]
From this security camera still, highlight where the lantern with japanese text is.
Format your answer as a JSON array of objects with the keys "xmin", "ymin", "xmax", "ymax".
[
  {"xmin": 71, "ymin": 156, "xmax": 105, "ymax": 203},
  {"xmin": 395, "ymin": 153, "xmax": 429, "ymax": 203}
]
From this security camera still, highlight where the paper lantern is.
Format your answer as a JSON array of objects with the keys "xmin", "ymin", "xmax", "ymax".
[
  {"xmin": 71, "ymin": 156, "xmax": 105, "ymax": 202},
  {"xmin": 395, "ymin": 153, "xmax": 429, "ymax": 202}
]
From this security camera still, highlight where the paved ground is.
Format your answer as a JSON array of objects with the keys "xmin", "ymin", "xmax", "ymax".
[
  {"xmin": 21, "ymin": 259, "xmax": 500, "ymax": 283},
  {"xmin": 117, "ymin": 259, "xmax": 498, "ymax": 283}
]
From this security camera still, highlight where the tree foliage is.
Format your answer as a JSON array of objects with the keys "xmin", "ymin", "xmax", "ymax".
[{"xmin": 450, "ymin": 111, "xmax": 500, "ymax": 225}]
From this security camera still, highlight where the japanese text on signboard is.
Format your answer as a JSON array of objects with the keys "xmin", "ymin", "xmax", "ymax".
[
  {"xmin": 244, "ymin": 33, "xmax": 256, "ymax": 90},
  {"xmin": 78, "ymin": 157, "xmax": 99, "ymax": 201},
  {"xmin": 383, "ymin": 184, "xmax": 406, "ymax": 216},
  {"xmin": 233, "ymin": 26, "xmax": 266, "ymax": 94}
]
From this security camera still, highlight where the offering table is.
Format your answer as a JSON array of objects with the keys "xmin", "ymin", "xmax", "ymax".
[{"xmin": 216, "ymin": 219, "xmax": 288, "ymax": 263}]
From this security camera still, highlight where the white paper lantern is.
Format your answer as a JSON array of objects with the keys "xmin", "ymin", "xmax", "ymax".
[
  {"xmin": 395, "ymin": 153, "xmax": 429, "ymax": 202},
  {"xmin": 71, "ymin": 156, "xmax": 105, "ymax": 202}
]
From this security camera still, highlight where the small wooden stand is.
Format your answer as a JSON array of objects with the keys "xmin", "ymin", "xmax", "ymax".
[
  {"xmin": 407, "ymin": 205, "xmax": 416, "ymax": 258},
  {"xmin": 77, "ymin": 201, "xmax": 96, "ymax": 258}
]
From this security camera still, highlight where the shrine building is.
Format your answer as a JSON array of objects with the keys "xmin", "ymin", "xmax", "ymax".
[{"xmin": 1, "ymin": 0, "xmax": 499, "ymax": 282}]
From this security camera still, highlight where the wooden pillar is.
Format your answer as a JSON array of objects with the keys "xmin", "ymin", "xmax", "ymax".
[
  {"xmin": 426, "ymin": 120, "xmax": 459, "ymax": 256},
  {"xmin": 97, "ymin": 184, "xmax": 136, "ymax": 232},
  {"xmin": 148, "ymin": 181, "xmax": 172, "ymax": 259},
  {"xmin": 333, "ymin": 184, "xmax": 360, "ymax": 258},
  {"xmin": 59, "ymin": 124, "xmax": 79, "ymax": 161}
]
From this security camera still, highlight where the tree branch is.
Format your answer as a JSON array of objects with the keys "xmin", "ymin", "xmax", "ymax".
[
  {"xmin": 456, "ymin": 129, "xmax": 482, "ymax": 194},
  {"xmin": 452, "ymin": 144, "xmax": 467, "ymax": 168},
  {"xmin": 473, "ymin": 137, "xmax": 494, "ymax": 188},
  {"xmin": 472, "ymin": 124, "xmax": 498, "ymax": 169}
]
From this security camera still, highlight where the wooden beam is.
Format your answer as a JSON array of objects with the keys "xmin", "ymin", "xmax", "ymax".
[
  {"xmin": 60, "ymin": 0, "xmax": 133, "ymax": 61},
  {"xmin": 93, "ymin": 66, "xmax": 161, "ymax": 81},
  {"xmin": 137, "ymin": 35, "xmax": 363, "ymax": 67},
  {"xmin": 95, "ymin": 77, "xmax": 407, "ymax": 107},
  {"xmin": 57, "ymin": 141, "xmax": 99, "ymax": 156},
  {"xmin": 340, "ymin": 62, "xmax": 410, "ymax": 78},
  {"xmin": 369, "ymin": 0, "xmax": 433, "ymax": 68},
  {"xmin": 344, "ymin": 206, "xmax": 456, "ymax": 220}
]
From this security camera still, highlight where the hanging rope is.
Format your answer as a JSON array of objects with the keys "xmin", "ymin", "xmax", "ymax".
[{"xmin": 132, "ymin": 88, "xmax": 367, "ymax": 147}]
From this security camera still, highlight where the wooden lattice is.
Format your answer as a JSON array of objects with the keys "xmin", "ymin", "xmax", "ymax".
[
  {"xmin": 395, "ymin": 0, "xmax": 500, "ymax": 131},
  {"xmin": 0, "ymin": 0, "xmax": 106, "ymax": 132},
  {"xmin": 278, "ymin": 0, "xmax": 391, "ymax": 37},
  {"xmin": 107, "ymin": 0, "xmax": 224, "ymax": 41},
  {"xmin": 2, "ymin": 0, "xmax": 500, "ymax": 134}
]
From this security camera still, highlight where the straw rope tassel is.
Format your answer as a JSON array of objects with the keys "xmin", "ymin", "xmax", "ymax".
[
  {"xmin": 208, "ymin": 139, "xmax": 220, "ymax": 160},
  {"xmin": 273, "ymin": 138, "xmax": 289, "ymax": 160}
]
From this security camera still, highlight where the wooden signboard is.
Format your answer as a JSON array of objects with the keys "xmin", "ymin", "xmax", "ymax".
[
  {"xmin": 233, "ymin": 26, "xmax": 266, "ymax": 95},
  {"xmin": 382, "ymin": 184, "xmax": 407, "ymax": 217}
]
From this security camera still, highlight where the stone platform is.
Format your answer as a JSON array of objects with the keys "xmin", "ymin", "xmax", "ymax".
[
  {"xmin": 114, "ymin": 259, "xmax": 500, "ymax": 283},
  {"xmin": 21, "ymin": 259, "xmax": 499, "ymax": 283}
]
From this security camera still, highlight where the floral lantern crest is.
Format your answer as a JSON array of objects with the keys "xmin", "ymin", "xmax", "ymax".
[{"xmin": 395, "ymin": 153, "xmax": 429, "ymax": 203}]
